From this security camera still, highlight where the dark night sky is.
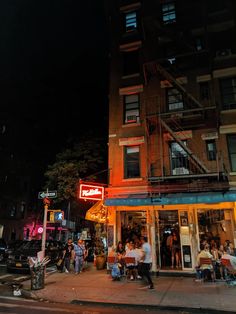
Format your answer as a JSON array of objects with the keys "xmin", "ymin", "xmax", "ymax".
[
  {"xmin": 0, "ymin": 0, "xmax": 109, "ymax": 125},
  {"xmin": 0, "ymin": 0, "xmax": 109, "ymax": 190}
]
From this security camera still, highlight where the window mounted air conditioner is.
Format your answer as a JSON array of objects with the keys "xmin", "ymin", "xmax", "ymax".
[
  {"xmin": 126, "ymin": 115, "xmax": 139, "ymax": 123},
  {"xmin": 170, "ymin": 112, "xmax": 183, "ymax": 119},
  {"xmin": 172, "ymin": 167, "xmax": 189, "ymax": 175}
]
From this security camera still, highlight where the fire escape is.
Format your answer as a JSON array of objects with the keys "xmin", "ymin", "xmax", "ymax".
[{"xmin": 143, "ymin": 61, "xmax": 229, "ymax": 193}]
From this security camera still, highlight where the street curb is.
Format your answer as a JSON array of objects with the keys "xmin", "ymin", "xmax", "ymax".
[
  {"xmin": 70, "ymin": 299, "xmax": 236, "ymax": 314},
  {"xmin": 20, "ymin": 288, "xmax": 236, "ymax": 314}
]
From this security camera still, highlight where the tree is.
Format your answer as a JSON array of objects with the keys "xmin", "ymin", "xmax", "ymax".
[{"xmin": 43, "ymin": 135, "xmax": 107, "ymax": 204}]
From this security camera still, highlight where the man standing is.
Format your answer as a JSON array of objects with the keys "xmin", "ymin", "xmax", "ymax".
[
  {"xmin": 63, "ymin": 238, "xmax": 74, "ymax": 273},
  {"xmin": 74, "ymin": 239, "xmax": 85, "ymax": 274},
  {"xmin": 140, "ymin": 236, "xmax": 154, "ymax": 289}
]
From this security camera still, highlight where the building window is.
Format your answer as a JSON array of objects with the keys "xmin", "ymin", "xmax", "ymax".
[
  {"xmin": 167, "ymin": 88, "xmax": 183, "ymax": 111},
  {"xmin": 125, "ymin": 11, "xmax": 137, "ymax": 32},
  {"xmin": 195, "ymin": 38, "xmax": 203, "ymax": 51},
  {"xmin": 124, "ymin": 146, "xmax": 140, "ymax": 178},
  {"xmin": 227, "ymin": 134, "xmax": 236, "ymax": 172},
  {"xmin": 220, "ymin": 77, "xmax": 236, "ymax": 110},
  {"xmin": 199, "ymin": 82, "xmax": 210, "ymax": 101},
  {"xmin": 206, "ymin": 140, "xmax": 216, "ymax": 161},
  {"xmin": 123, "ymin": 50, "xmax": 139, "ymax": 76},
  {"xmin": 170, "ymin": 141, "xmax": 189, "ymax": 175},
  {"xmin": 162, "ymin": 2, "xmax": 176, "ymax": 24},
  {"xmin": 124, "ymin": 94, "xmax": 140, "ymax": 124}
]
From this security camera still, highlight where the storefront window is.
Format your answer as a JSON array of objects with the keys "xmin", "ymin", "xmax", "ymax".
[{"xmin": 197, "ymin": 209, "xmax": 233, "ymax": 247}]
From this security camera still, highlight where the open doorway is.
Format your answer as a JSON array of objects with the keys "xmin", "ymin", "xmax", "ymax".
[{"xmin": 158, "ymin": 210, "xmax": 182, "ymax": 269}]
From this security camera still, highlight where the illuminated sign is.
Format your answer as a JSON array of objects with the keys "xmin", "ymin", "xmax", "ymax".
[
  {"xmin": 38, "ymin": 227, "xmax": 43, "ymax": 234},
  {"xmin": 79, "ymin": 184, "xmax": 104, "ymax": 201}
]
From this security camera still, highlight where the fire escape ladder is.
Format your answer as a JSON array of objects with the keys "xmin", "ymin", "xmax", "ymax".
[
  {"xmin": 159, "ymin": 118, "xmax": 210, "ymax": 174},
  {"xmin": 155, "ymin": 63, "xmax": 204, "ymax": 108}
]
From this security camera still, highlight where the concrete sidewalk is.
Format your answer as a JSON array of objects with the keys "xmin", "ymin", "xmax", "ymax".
[{"xmin": 21, "ymin": 264, "xmax": 236, "ymax": 313}]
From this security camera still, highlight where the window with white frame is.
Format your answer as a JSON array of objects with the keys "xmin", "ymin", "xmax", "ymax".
[
  {"xmin": 206, "ymin": 140, "xmax": 216, "ymax": 161},
  {"xmin": 162, "ymin": 1, "xmax": 176, "ymax": 24},
  {"xmin": 227, "ymin": 134, "xmax": 236, "ymax": 172},
  {"xmin": 170, "ymin": 141, "xmax": 189, "ymax": 175},
  {"xmin": 125, "ymin": 11, "xmax": 137, "ymax": 32},
  {"xmin": 124, "ymin": 146, "xmax": 140, "ymax": 178},
  {"xmin": 220, "ymin": 77, "xmax": 236, "ymax": 110},
  {"xmin": 167, "ymin": 88, "xmax": 183, "ymax": 111},
  {"xmin": 124, "ymin": 94, "xmax": 140, "ymax": 124}
]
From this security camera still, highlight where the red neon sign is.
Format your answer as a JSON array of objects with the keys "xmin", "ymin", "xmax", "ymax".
[{"xmin": 79, "ymin": 184, "xmax": 104, "ymax": 201}]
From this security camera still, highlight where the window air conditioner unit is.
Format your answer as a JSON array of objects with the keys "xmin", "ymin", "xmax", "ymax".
[
  {"xmin": 173, "ymin": 167, "xmax": 189, "ymax": 175},
  {"xmin": 170, "ymin": 112, "xmax": 183, "ymax": 119},
  {"xmin": 126, "ymin": 115, "xmax": 138, "ymax": 123},
  {"xmin": 215, "ymin": 49, "xmax": 232, "ymax": 58}
]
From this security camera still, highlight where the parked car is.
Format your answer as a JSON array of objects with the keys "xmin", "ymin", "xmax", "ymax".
[
  {"xmin": 0, "ymin": 239, "xmax": 7, "ymax": 262},
  {"xmin": 6, "ymin": 240, "xmax": 64, "ymax": 273},
  {"xmin": 5, "ymin": 240, "xmax": 28, "ymax": 259}
]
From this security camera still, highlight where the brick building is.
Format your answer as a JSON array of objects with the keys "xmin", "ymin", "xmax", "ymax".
[{"xmin": 104, "ymin": 0, "xmax": 236, "ymax": 273}]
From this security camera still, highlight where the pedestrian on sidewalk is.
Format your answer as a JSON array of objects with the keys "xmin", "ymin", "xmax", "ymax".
[
  {"xmin": 63, "ymin": 238, "xmax": 74, "ymax": 273},
  {"xmin": 140, "ymin": 236, "xmax": 154, "ymax": 289},
  {"xmin": 74, "ymin": 239, "xmax": 85, "ymax": 274}
]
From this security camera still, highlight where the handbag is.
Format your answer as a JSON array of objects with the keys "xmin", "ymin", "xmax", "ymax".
[{"xmin": 57, "ymin": 258, "xmax": 63, "ymax": 266}]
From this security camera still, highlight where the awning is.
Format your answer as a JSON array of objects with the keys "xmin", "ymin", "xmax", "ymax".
[
  {"xmin": 85, "ymin": 200, "xmax": 109, "ymax": 223},
  {"xmin": 104, "ymin": 190, "xmax": 236, "ymax": 206}
]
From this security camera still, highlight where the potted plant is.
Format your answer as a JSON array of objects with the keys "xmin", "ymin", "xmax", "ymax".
[{"xmin": 94, "ymin": 236, "xmax": 106, "ymax": 270}]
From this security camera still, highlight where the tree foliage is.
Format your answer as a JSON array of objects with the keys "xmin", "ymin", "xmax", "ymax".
[{"xmin": 44, "ymin": 136, "xmax": 107, "ymax": 203}]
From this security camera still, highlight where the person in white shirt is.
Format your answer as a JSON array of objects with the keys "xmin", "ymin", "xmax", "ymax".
[
  {"xmin": 140, "ymin": 236, "xmax": 154, "ymax": 289},
  {"xmin": 125, "ymin": 241, "xmax": 137, "ymax": 280}
]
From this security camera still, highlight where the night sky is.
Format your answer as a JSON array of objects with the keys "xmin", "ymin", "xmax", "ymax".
[
  {"xmin": 0, "ymin": 0, "xmax": 109, "ymax": 191},
  {"xmin": 0, "ymin": 0, "xmax": 109, "ymax": 123}
]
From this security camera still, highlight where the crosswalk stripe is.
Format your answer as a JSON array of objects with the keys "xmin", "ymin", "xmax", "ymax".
[
  {"xmin": 14, "ymin": 276, "xmax": 29, "ymax": 281},
  {"xmin": 0, "ymin": 274, "xmax": 12, "ymax": 279}
]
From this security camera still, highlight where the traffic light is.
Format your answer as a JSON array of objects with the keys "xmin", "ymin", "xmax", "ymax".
[
  {"xmin": 54, "ymin": 211, "xmax": 64, "ymax": 222},
  {"xmin": 47, "ymin": 210, "xmax": 64, "ymax": 222}
]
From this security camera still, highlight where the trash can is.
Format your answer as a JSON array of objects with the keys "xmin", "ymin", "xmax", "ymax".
[{"xmin": 30, "ymin": 266, "xmax": 45, "ymax": 290}]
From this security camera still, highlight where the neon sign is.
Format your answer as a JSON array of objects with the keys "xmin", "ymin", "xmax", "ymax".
[{"xmin": 79, "ymin": 184, "xmax": 104, "ymax": 201}]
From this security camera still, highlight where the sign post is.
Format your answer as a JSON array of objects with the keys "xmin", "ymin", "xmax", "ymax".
[
  {"xmin": 38, "ymin": 190, "xmax": 57, "ymax": 257},
  {"xmin": 41, "ymin": 197, "xmax": 51, "ymax": 256}
]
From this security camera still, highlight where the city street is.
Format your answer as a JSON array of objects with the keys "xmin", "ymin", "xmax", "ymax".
[
  {"xmin": 0, "ymin": 262, "xmax": 56, "ymax": 298},
  {"xmin": 0, "ymin": 296, "xmax": 209, "ymax": 314}
]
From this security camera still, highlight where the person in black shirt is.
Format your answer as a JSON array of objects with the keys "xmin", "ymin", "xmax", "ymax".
[{"xmin": 63, "ymin": 238, "xmax": 74, "ymax": 273}]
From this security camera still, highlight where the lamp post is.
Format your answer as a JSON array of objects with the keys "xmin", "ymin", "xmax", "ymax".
[{"xmin": 41, "ymin": 197, "xmax": 50, "ymax": 256}]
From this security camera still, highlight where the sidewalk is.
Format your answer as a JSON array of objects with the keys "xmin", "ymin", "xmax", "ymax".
[{"xmin": 21, "ymin": 264, "xmax": 236, "ymax": 313}]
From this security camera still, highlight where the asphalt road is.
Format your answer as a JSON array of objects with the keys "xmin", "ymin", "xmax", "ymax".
[{"xmin": 0, "ymin": 296, "xmax": 207, "ymax": 314}]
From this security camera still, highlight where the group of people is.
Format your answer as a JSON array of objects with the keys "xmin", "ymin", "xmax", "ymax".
[
  {"xmin": 196, "ymin": 239, "xmax": 236, "ymax": 281},
  {"xmin": 161, "ymin": 230, "xmax": 181, "ymax": 269},
  {"xmin": 108, "ymin": 236, "xmax": 154, "ymax": 290},
  {"xmin": 58, "ymin": 238, "xmax": 88, "ymax": 274}
]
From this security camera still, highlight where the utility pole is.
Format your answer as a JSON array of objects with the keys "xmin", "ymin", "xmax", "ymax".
[{"xmin": 41, "ymin": 196, "xmax": 50, "ymax": 257}]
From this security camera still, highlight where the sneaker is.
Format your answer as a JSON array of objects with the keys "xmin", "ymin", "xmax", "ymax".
[
  {"xmin": 137, "ymin": 275, "xmax": 142, "ymax": 279},
  {"xmin": 65, "ymin": 269, "xmax": 69, "ymax": 273},
  {"xmin": 148, "ymin": 285, "xmax": 154, "ymax": 290},
  {"xmin": 130, "ymin": 275, "xmax": 134, "ymax": 280},
  {"xmin": 138, "ymin": 285, "xmax": 150, "ymax": 290}
]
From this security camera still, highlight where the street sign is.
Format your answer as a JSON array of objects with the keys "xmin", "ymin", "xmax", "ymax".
[{"xmin": 38, "ymin": 190, "xmax": 57, "ymax": 199}]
